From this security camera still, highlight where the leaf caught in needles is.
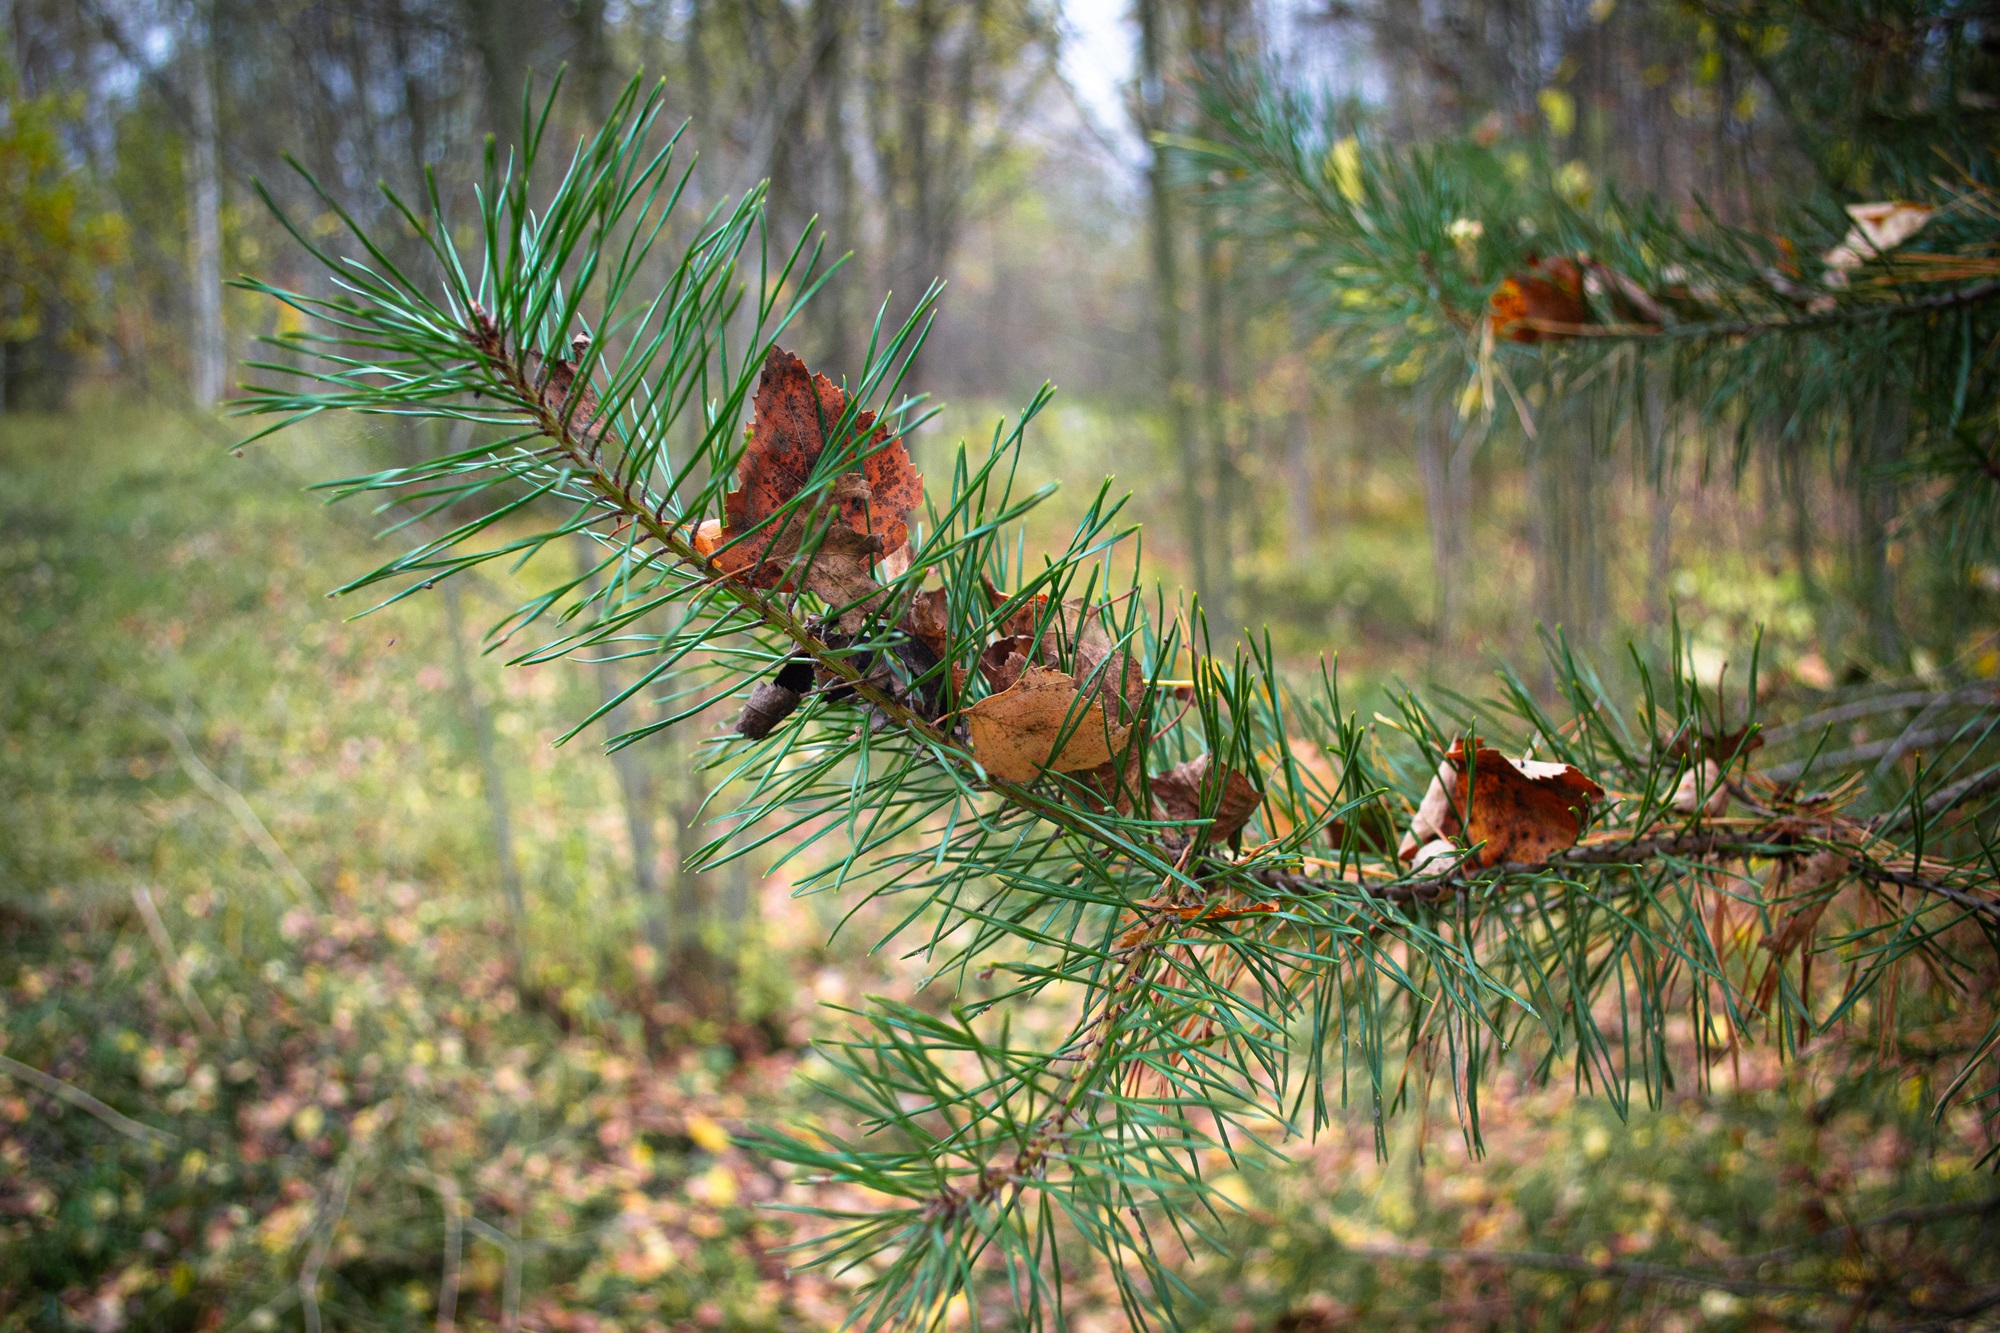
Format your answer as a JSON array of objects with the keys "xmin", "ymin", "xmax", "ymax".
[
  {"xmin": 525, "ymin": 333, "xmax": 609, "ymax": 447},
  {"xmin": 1150, "ymin": 754, "xmax": 1262, "ymax": 843},
  {"xmin": 1823, "ymin": 202, "xmax": 1934, "ymax": 287},
  {"xmin": 905, "ymin": 587, "xmax": 952, "ymax": 660},
  {"xmin": 1399, "ymin": 741, "xmax": 1605, "ymax": 870},
  {"xmin": 966, "ymin": 665, "xmax": 1131, "ymax": 784},
  {"xmin": 981, "ymin": 579, "xmax": 1148, "ymax": 724},
  {"xmin": 718, "ymin": 346, "xmax": 922, "ymax": 564},
  {"xmin": 695, "ymin": 349, "xmax": 923, "ymax": 630},
  {"xmin": 1490, "ymin": 254, "xmax": 1588, "ymax": 342},
  {"xmin": 979, "ymin": 635, "xmax": 1031, "ymax": 692}
]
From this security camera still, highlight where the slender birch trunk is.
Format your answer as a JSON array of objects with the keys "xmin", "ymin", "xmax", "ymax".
[{"xmin": 186, "ymin": 6, "xmax": 226, "ymax": 409}]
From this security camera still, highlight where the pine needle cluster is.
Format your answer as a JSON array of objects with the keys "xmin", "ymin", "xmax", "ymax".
[{"xmin": 238, "ymin": 75, "xmax": 2000, "ymax": 1330}]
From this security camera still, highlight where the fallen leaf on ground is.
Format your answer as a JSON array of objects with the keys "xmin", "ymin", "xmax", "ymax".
[
  {"xmin": 1398, "ymin": 741, "xmax": 1605, "ymax": 870},
  {"xmin": 966, "ymin": 665, "xmax": 1130, "ymax": 784},
  {"xmin": 1151, "ymin": 754, "xmax": 1263, "ymax": 842}
]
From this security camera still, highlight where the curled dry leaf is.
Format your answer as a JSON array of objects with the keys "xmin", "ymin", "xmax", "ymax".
[
  {"xmin": 966, "ymin": 665, "xmax": 1130, "ymax": 784},
  {"xmin": 1823, "ymin": 202, "xmax": 1934, "ymax": 287},
  {"xmin": 1398, "ymin": 741, "xmax": 1605, "ymax": 870},
  {"xmin": 984, "ymin": 581, "xmax": 1152, "ymax": 813},
  {"xmin": 694, "ymin": 348, "xmax": 922, "ymax": 626},
  {"xmin": 1410, "ymin": 838, "xmax": 1461, "ymax": 878},
  {"xmin": 979, "ymin": 635, "xmax": 1031, "ymax": 693},
  {"xmin": 1671, "ymin": 760, "xmax": 1729, "ymax": 817},
  {"xmin": 1150, "ymin": 754, "xmax": 1262, "ymax": 843},
  {"xmin": 905, "ymin": 587, "xmax": 951, "ymax": 661},
  {"xmin": 526, "ymin": 333, "xmax": 608, "ymax": 447},
  {"xmin": 1491, "ymin": 255, "xmax": 1588, "ymax": 342},
  {"xmin": 980, "ymin": 578, "xmax": 1148, "ymax": 725},
  {"xmin": 1667, "ymin": 724, "xmax": 1761, "ymax": 817}
]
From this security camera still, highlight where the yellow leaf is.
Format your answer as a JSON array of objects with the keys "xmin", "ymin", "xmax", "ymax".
[
  {"xmin": 686, "ymin": 1114, "xmax": 731, "ymax": 1154},
  {"xmin": 1538, "ymin": 88, "xmax": 1576, "ymax": 138},
  {"xmin": 1325, "ymin": 136, "xmax": 1364, "ymax": 205}
]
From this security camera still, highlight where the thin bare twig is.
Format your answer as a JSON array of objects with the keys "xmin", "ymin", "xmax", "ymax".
[
  {"xmin": 121, "ymin": 693, "xmax": 319, "ymax": 905},
  {"xmin": 464, "ymin": 1216, "xmax": 522, "ymax": 1333},
  {"xmin": 0, "ymin": 1054, "xmax": 177, "ymax": 1147},
  {"xmin": 131, "ymin": 884, "xmax": 222, "ymax": 1040}
]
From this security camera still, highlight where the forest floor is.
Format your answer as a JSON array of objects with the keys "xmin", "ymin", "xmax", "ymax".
[{"xmin": 2, "ymin": 396, "xmax": 1995, "ymax": 1332}]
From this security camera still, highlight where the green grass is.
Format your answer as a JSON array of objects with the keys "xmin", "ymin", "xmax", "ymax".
[
  {"xmin": 0, "ymin": 396, "xmax": 837, "ymax": 1331},
  {"xmin": 3, "ymin": 394, "xmax": 1992, "ymax": 1332}
]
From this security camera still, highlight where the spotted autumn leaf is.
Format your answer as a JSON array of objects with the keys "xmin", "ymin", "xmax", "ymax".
[
  {"xmin": 1399, "ymin": 741, "xmax": 1604, "ymax": 870},
  {"xmin": 1150, "ymin": 754, "xmax": 1262, "ymax": 843},
  {"xmin": 966, "ymin": 664, "xmax": 1131, "ymax": 784},
  {"xmin": 696, "ymin": 347, "xmax": 923, "ymax": 599},
  {"xmin": 730, "ymin": 346, "xmax": 922, "ymax": 557},
  {"xmin": 1490, "ymin": 254, "xmax": 1588, "ymax": 342}
]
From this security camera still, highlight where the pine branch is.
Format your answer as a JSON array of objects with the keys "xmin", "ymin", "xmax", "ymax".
[{"xmin": 235, "ymin": 75, "xmax": 2000, "ymax": 1331}]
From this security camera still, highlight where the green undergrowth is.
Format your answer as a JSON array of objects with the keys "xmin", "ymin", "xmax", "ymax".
[{"xmin": 3, "ymin": 396, "xmax": 1994, "ymax": 1331}]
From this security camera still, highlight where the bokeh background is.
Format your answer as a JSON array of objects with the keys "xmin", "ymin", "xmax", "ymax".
[{"xmin": 3, "ymin": 3, "xmax": 1995, "ymax": 1330}]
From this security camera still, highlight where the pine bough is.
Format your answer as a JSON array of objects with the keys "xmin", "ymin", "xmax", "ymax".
[{"xmin": 237, "ymin": 79, "xmax": 2000, "ymax": 1330}]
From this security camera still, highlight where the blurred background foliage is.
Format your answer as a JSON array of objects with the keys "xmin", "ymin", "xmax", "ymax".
[{"xmin": 2, "ymin": 1, "xmax": 1997, "ymax": 1329}]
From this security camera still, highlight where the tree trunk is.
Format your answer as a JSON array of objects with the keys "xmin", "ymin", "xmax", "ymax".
[
  {"xmin": 1415, "ymin": 395, "xmax": 1470, "ymax": 655},
  {"xmin": 572, "ymin": 538, "xmax": 668, "ymax": 952},
  {"xmin": 1642, "ymin": 364, "xmax": 1674, "ymax": 624},
  {"xmin": 664, "ymin": 727, "xmax": 730, "ymax": 1016},
  {"xmin": 440, "ymin": 578, "xmax": 527, "ymax": 975},
  {"xmin": 186, "ymin": 6, "xmax": 225, "ymax": 409},
  {"xmin": 1196, "ymin": 217, "xmax": 1233, "ymax": 629},
  {"xmin": 1137, "ymin": 0, "xmax": 1207, "ymax": 617},
  {"xmin": 462, "ymin": 0, "xmax": 531, "ymax": 149}
]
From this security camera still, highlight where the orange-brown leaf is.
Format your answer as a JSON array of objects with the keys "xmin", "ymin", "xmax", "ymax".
[
  {"xmin": 966, "ymin": 665, "xmax": 1130, "ymax": 784},
  {"xmin": 1491, "ymin": 255, "xmax": 1588, "ymax": 343},
  {"xmin": 1399, "ymin": 742, "xmax": 1604, "ymax": 870},
  {"xmin": 720, "ymin": 347, "xmax": 922, "ymax": 563}
]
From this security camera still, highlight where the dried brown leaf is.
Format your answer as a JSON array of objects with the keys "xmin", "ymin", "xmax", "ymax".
[
  {"xmin": 905, "ymin": 587, "xmax": 951, "ymax": 661},
  {"xmin": 1398, "ymin": 741, "xmax": 1605, "ymax": 870},
  {"xmin": 1150, "ymin": 754, "xmax": 1262, "ymax": 842},
  {"xmin": 966, "ymin": 665, "xmax": 1130, "ymax": 784}
]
